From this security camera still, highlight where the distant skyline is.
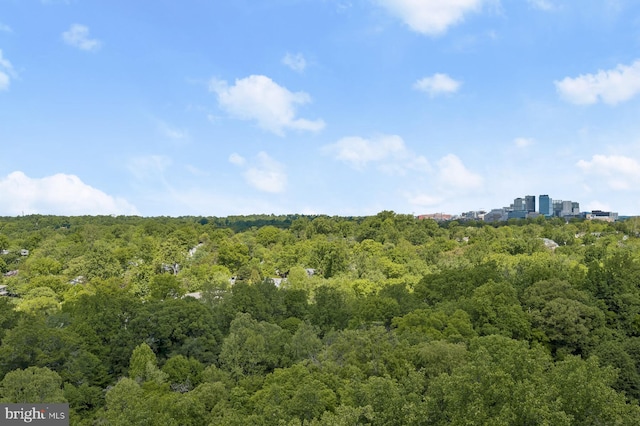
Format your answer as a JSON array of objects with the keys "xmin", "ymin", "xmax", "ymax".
[{"xmin": 2, "ymin": 1, "xmax": 640, "ymax": 217}]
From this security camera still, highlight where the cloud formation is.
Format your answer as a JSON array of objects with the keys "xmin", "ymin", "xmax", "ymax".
[
  {"xmin": 0, "ymin": 23, "xmax": 12, "ymax": 33},
  {"xmin": 228, "ymin": 153, "xmax": 246, "ymax": 166},
  {"xmin": 414, "ymin": 73, "xmax": 462, "ymax": 97},
  {"xmin": 406, "ymin": 193, "xmax": 444, "ymax": 208},
  {"xmin": 555, "ymin": 60, "xmax": 640, "ymax": 105},
  {"xmin": 157, "ymin": 120, "xmax": 189, "ymax": 141},
  {"xmin": 514, "ymin": 137, "xmax": 534, "ymax": 148},
  {"xmin": 527, "ymin": 0, "xmax": 554, "ymax": 10},
  {"xmin": 0, "ymin": 171, "xmax": 138, "ymax": 215},
  {"xmin": 0, "ymin": 50, "xmax": 15, "ymax": 91},
  {"xmin": 376, "ymin": 0, "xmax": 485, "ymax": 36},
  {"xmin": 406, "ymin": 154, "xmax": 483, "ymax": 210},
  {"xmin": 127, "ymin": 155, "xmax": 172, "ymax": 181},
  {"xmin": 323, "ymin": 134, "xmax": 430, "ymax": 173},
  {"xmin": 437, "ymin": 154, "xmax": 484, "ymax": 191},
  {"xmin": 230, "ymin": 152, "xmax": 287, "ymax": 193},
  {"xmin": 282, "ymin": 52, "xmax": 307, "ymax": 72},
  {"xmin": 209, "ymin": 75, "xmax": 325, "ymax": 136},
  {"xmin": 62, "ymin": 24, "xmax": 102, "ymax": 51},
  {"xmin": 577, "ymin": 154, "xmax": 640, "ymax": 190}
]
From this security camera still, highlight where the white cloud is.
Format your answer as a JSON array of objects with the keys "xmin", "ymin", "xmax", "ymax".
[
  {"xmin": 228, "ymin": 153, "xmax": 246, "ymax": 166},
  {"xmin": 407, "ymin": 193, "xmax": 444, "ymax": 207},
  {"xmin": 527, "ymin": 0, "xmax": 554, "ymax": 10},
  {"xmin": 324, "ymin": 135, "xmax": 405, "ymax": 169},
  {"xmin": 0, "ymin": 51, "xmax": 13, "ymax": 70},
  {"xmin": 0, "ymin": 171, "xmax": 138, "ymax": 215},
  {"xmin": 282, "ymin": 52, "xmax": 307, "ymax": 72},
  {"xmin": 62, "ymin": 24, "xmax": 102, "ymax": 51},
  {"xmin": 514, "ymin": 137, "xmax": 534, "ymax": 148},
  {"xmin": 336, "ymin": 1, "xmax": 353, "ymax": 13},
  {"xmin": 230, "ymin": 152, "xmax": 287, "ymax": 193},
  {"xmin": 0, "ymin": 23, "xmax": 12, "ymax": 33},
  {"xmin": 555, "ymin": 60, "xmax": 640, "ymax": 105},
  {"xmin": 127, "ymin": 155, "xmax": 172, "ymax": 181},
  {"xmin": 414, "ymin": 73, "xmax": 462, "ymax": 97},
  {"xmin": 157, "ymin": 120, "xmax": 188, "ymax": 141},
  {"xmin": 404, "ymin": 154, "xmax": 483, "ymax": 211},
  {"xmin": 0, "ymin": 50, "xmax": 15, "ymax": 91},
  {"xmin": 209, "ymin": 75, "xmax": 325, "ymax": 135},
  {"xmin": 323, "ymin": 134, "xmax": 430, "ymax": 174},
  {"xmin": 576, "ymin": 154, "xmax": 640, "ymax": 190},
  {"xmin": 584, "ymin": 200, "xmax": 612, "ymax": 212},
  {"xmin": 185, "ymin": 165, "xmax": 209, "ymax": 177},
  {"xmin": 0, "ymin": 72, "xmax": 9, "ymax": 91},
  {"xmin": 376, "ymin": 0, "xmax": 486, "ymax": 36},
  {"xmin": 437, "ymin": 154, "xmax": 484, "ymax": 191}
]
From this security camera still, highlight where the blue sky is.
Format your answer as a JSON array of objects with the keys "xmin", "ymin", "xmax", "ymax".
[{"xmin": 1, "ymin": 0, "xmax": 640, "ymax": 217}]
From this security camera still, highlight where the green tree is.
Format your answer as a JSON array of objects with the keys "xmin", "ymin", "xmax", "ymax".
[
  {"xmin": 0, "ymin": 234, "xmax": 9, "ymax": 252},
  {"xmin": 0, "ymin": 317, "xmax": 105, "ymax": 385},
  {"xmin": 392, "ymin": 308, "xmax": 476, "ymax": 345},
  {"xmin": 219, "ymin": 312, "xmax": 290, "ymax": 378},
  {"xmin": 25, "ymin": 256, "xmax": 63, "ymax": 276},
  {"xmin": 63, "ymin": 382, "xmax": 104, "ymax": 420},
  {"xmin": 411, "ymin": 340, "xmax": 469, "ymax": 381},
  {"xmin": 522, "ymin": 279, "xmax": 606, "ymax": 355},
  {"xmin": 469, "ymin": 280, "xmax": 531, "ymax": 339},
  {"xmin": 423, "ymin": 336, "xmax": 568, "ymax": 426},
  {"xmin": 217, "ymin": 240, "xmax": 250, "ymax": 272},
  {"xmin": 83, "ymin": 241, "xmax": 123, "ymax": 280},
  {"xmin": 340, "ymin": 375, "xmax": 407, "ymax": 426},
  {"xmin": 256, "ymin": 225, "xmax": 281, "ymax": 247},
  {"xmin": 102, "ymin": 377, "xmax": 147, "ymax": 425},
  {"xmin": 15, "ymin": 286, "xmax": 60, "ymax": 316},
  {"xmin": 128, "ymin": 342, "xmax": 167, "ymax": 384},
  {"xmin": 354, "ymin": 295, "xmax": 401, "ymax": 327},
  {"xmin": 0, "ymin": 366, "xmax": 66, "ymax": 403},
  {"xmin": 251, "ymin": 364, "xmax": 336, "ymax": 425},
  {"xmin": 310, "ymin": 239, "xmax": 349, "ymax": 278},
  {"xmin": 318, "ymin": 326, "xmax": 408, "ymax": 379},
  {"xmin": 288, "ymin": 322, "xmax": 322, "ymax": 362},
  {"xmin": 309, "ymin": 285, "xmax": 351, "ymax": 335},
  {"xmin": 550, "ymin": 356, "xmax": 640, "ymax": 425},
  {"xmin": 161, "ymin": 355, "xmax": 204, "ymax": 393},
  {"xmin": 62, "ymin": 284, "xmax": 142, "ymax": 378},
  {"xmin": 148, "ymin": 274, "xmax": 185, "ymax": 300}
]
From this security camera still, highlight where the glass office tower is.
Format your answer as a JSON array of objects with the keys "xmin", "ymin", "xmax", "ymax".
[{"xmin": 539, "ymin": 195, "xmax": 552, "ymax": 216}]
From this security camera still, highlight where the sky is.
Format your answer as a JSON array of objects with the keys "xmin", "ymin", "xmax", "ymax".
[{"xmin": 1, "ymin": 0, "xmax": 640, "ymax": 217}]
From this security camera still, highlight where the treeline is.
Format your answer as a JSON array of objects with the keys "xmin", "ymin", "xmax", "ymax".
[{"xmin": 1, "ymin": 212, "xmax": 640, "ymax": 424}]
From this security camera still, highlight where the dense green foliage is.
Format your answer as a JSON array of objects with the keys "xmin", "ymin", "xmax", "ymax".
[{"xmin": 1, "ymin": 212, "xmax": 640, "ymax": 424}]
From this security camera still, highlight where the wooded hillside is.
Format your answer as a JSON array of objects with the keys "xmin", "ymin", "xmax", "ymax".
[{"xmin": 1, "ymin": 212, "xmax": 640, "ymax": 425}]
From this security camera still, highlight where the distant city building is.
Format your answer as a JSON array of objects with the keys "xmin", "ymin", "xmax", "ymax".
[
  {"xmin": 586, "ymin": 210, "xmax": 618, "ymax": 222},
  {"xmin": 513, "ymin": 198, "xmax": 525, "ymax": 211},
  {"xmin": 572, "ymin": 202, "xmax": 580, "ymax": 214},
  {"xmin": 549, "ymin": 198, "xmax": 581, "ymax": 218},
  {"xmin": 416, "ymin": 213, "xmax": 453, "ymax": 222},
  {"xmin": 418, "ymin": 193, "xmax": 618, "ymax": 223},
  {"xmin": 508, "ymin": 210, "xmax": 528, "ymax": 220},
  {"xmin": 482, "ymin": 194, "xmax": 591, "ymax": 222},
  {"xmin": 484, "ymin": 208, "xmax": 508, "ymax": 223},
  {"xmin": 553, "ymin": 200, "xmax": 563, "ymax": 217},
  {"xmin": 539, "ymin": 195, "xmax": 552, "ymax": 216},
  {"xmin": 460, "ymin": 210, "xmax": 486, "ymax": 221},
  {"xmin": 525, "ymin": 195, "xmax": 536, "ymax": 213}
]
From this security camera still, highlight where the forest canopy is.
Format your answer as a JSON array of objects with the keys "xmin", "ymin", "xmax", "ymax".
[{"xmin": 1, "ymin": 212, "xmax": 640, "ymax": 425}]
